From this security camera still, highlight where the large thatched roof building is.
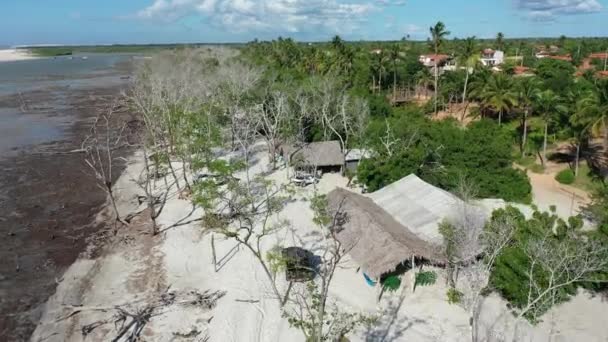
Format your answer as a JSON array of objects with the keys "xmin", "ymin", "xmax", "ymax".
[
  {"xmin": 326, "ymin": 175, "xmax": 502, "ymax": 279},
  {"xmin": 281, "ymin": 141, "xmax": 344, "ymax": 173},
  {"xmin": 327, "ymin": 187, "xmax": 446, "ymax": 279}
]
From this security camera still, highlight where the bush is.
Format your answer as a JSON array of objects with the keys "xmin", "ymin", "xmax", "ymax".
[
  {"xmin": 555, "ymin": 169, "xmax": 575, "ymax": 185},
  {"xmin": 447, "ymin": 288, "xmax": 463, "ymax": 304},
  {"xmin": 381, "ymin": 275, "xmax": 402, "ymax": 292},
  {"xmin": 414, "ymin": 271, "xmax": 437, "ymax": 291}
]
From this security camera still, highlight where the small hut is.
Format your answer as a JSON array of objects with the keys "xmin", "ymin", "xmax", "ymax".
[
  {"xmin": 282, "ymin": 141, "xmax": 344, "ymax": 174},
  {"xmin": 282, "ymin": 247, "xmax": 316, "ymax": 282},
  {"xmin": 344, "ymin": 149, "xmax": 372, "ymax": 173},
  {"xmin": 327, "ymin": 188, "xmax": 446, "ymax": 279}
]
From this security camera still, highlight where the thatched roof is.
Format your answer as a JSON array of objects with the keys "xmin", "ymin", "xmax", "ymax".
[
  {"xmin": 282, "ymin": 141, "xmax": 344, "ymax": 167},
  {"xmin": 327, "ymin": 188, "xmax": 445, "ymax": 279}
]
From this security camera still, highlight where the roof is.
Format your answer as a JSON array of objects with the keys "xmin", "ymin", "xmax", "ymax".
[
  {"xmin": 420, "ymin": 54, "xmax": 449, "ymax": 61},
  {"xmin": 284, "ymin": 141, "xmax": 344, "ymax": 167},
  {"xmin": 514, "ymin": 66, "xmax": 533, "ymax": 75},
  {"xmin": 546, "ymin": 55, "xmax": 572, "ymax": 62},
  {"xmin": 345, "ymin": 149, "xmax": 372, "ymax": 162},
  {"xmin": 327, "ymin": 188, "xmax": 445, "ymax": 278},
  {"xmin": 589, "ymin": 52, "xmax": 608, "ymax": 59},
  {"xmin": 483, "ymin": 48, "xmax": 495, "ymax": 55},
  {"xmin": 368, "ymin": 174, "xmax": 487, "ymax": 246}
]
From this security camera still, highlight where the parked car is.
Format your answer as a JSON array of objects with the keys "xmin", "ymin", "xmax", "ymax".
[{"xmin": 291, "ymin": 174, "xmax": 318, "ymax": 187}]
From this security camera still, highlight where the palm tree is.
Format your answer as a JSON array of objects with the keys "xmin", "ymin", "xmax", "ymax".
[
  {"xmin": 430, "ymin": 21, "xmax": 451, "ymax": 115},
  {"xmin": 515, "ymin": 77, "xmax": 540, "ymax": 157},
  {"xmin": 388, "ymin": 45, "xmax": 401, "ymax": 101},
  {"xmin": 535, "ymin": 90, "xmax": 565, "ymax": 165},
  {"xmin": 372, "ymin": 50, "xmax": 389, "ymax": 93},
  {"xmin": 574, "ymin": 79, "xmax": 608, "ymax": 157},
  {"xmin": 478, "ymin": 73, "xmax": 517, "ymax": 125},
  {"xmin": 415, "ymin": 69, "xmax": 433, "ymax": 99},
  {"xmin": 459, "ymin": 36, "xmax": 478, "ymax": 106},
  {"xmin": 496, "ymin": 32, "xmax": 505, "ymax": 51}
]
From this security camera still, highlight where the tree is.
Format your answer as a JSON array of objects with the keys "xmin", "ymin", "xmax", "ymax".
[
  {"xmin": 283, "ymin": 194, "xmax": 374, "ymax": 341},
  {"xmin": 459, "ymin": 36, "xmax": 478, "ymax": 109},
  {"xmin": 495, "ymin": 32, "xmax": 505, "ymax": 51},
  {"xmin": 515, "ymin": 77, "xmax": 540, "ymax": 157},
  {"xmin": 574, "ymin": 79, "xmax": 608, "ymax": 153},
  {"xmin": 534, "ymin": 89, "xmax": 564, "ymax": 165},
  {"xmin": 478, "ymin": 73, "xmax": 517, "ymax": 125},
  {"xmin": 430, "ymin": 21, "xmax": 451, "ymax": 115},
  {"xmin": 83, "ymin": 101, "xmax": 129, "ymax": 226},
  {"xmin": 388, "ymin": 44, "xmax": 401, "ymax": 102}
]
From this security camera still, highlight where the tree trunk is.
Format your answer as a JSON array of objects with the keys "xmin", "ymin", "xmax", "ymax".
[
  {"xmin": 462, "ymin": 68, "xmax": 470, "ymax": 105},
  {"xmin": 434, "ymin": 66, "xmax": 439, "ymax": 115},
  {"xmin": 498, "ymin": 109, "xmax": 502, "ymax": 126},
  {"xmin": 543, "ymin": 122, "xmax": 549, "ymax": 165},
  {"xmin": 521, "ymin": 109, "xmax": 528, "ymax": 158},
  {"xmin": 575, "ymin": 143, "xmax": 581, "ymax": 177},
  {"xmin": 372, "ymin": 75, "xmax": 376, "ymax": 93},
  {"xmin": 393, "ymin": 65, "xmax": 397, "ymax": 102}
]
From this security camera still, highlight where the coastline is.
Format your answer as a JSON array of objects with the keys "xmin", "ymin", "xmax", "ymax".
[{"xmin": 0, "ymin": 49, "xmax": 41, "ymax": 62}]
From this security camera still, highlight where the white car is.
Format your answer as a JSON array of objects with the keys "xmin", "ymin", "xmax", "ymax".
[{"xmin": 291, "ymin": 175, "xmax": 318, "ymax": 187}]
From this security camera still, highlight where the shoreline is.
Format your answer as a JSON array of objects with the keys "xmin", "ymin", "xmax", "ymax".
[{"xmin": 0, "ymin": 49, "xmax": 41, "ymax": 62}]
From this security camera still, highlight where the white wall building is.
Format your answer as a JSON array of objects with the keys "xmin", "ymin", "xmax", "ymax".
[{"xmin": 480, "ymin": 49, "xmax": 505, "ymax": 67}]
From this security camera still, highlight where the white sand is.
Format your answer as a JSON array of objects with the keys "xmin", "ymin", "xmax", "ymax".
[
  {"xmin": 0, "ymin": 49, "xmax": 40, "ymax": 62},
  {"xmin": 31, "ymin": 143, "xmax": 608, "ymax": 341}
]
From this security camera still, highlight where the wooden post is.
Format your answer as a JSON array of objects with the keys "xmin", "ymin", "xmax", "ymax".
[
  {"xmin": 411, "ymin": 255, "xmax": 416, "ymax": 293},
  {"xmin": 211, "ymin": 234, "xmax": 218, "ymax": 272}
]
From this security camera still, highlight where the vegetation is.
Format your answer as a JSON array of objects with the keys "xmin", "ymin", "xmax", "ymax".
[{"xmin": 555, "ymin": 168, "xmax": 576, "ymax": 184}]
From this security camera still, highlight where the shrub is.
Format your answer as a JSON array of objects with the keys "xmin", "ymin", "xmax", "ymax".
[
  {"xmin": 381, "ymin": 275, "xmax": 402, "ymax": 292},
  {"xmin": 447, "ymin": 288, "xmax": 463, "ymax": 304},
  {"xmin": 414, "ymin": 271, "xmax": 437, "ymax": 291},
  {"xmin": 555, "ymin": 169, "xmax": 575, "ymax": 185}
]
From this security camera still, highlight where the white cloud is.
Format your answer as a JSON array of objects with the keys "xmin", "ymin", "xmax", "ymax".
[
  {"xmin": 136, "ymin": 0, "xmax": 376, "ymax": 34},
  {"xmin": 515, "ymin": 0, "xmax": 602, "ymax": 20}
]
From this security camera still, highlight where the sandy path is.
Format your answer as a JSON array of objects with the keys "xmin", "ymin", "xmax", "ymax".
[{"xmin": 526, "ymin": 171, "xmax": 590, "ymax": 219}]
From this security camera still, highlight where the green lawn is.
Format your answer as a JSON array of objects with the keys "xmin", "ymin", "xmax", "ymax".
[{"xmin": 571, "ymin": 162, "xmax": 604, "ymax": 193}]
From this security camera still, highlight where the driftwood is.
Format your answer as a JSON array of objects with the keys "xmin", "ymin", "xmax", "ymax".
[{"xmin": 54, "ymin": 289, "xmax": 225, "ymax": 341}]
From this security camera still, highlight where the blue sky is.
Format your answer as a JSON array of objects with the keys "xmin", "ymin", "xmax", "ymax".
[{"xmin": 1, "ymin": 0, "xmax": 607, "ymax": 46}]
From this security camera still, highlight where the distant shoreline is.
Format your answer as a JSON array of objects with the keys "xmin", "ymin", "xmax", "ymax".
[{"xmin": 0, "ymin": 49, "xmax": 41, "ymax": 62}]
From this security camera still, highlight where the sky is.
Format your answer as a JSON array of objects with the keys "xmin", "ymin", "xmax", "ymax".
[{"xmin": 1, "ymin": 0, "xmax": 608, "ymax": 46}]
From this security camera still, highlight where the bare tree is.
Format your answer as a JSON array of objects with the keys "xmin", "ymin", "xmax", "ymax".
[
  {"xmin": 257, "ymin": 90, "xmax": 290, "ymax": 168},
  {"xmin": 283, "ymin": 194, "xmax": 374, "ymax": 341},
  {"xmin": 83, "ymin": 101, "xmax": 129, "ymax": 226}
]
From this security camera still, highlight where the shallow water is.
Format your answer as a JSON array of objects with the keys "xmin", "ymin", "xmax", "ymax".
[{"xmin": 0, "ymin": 53, "xmax": 133, "ymax": 154}]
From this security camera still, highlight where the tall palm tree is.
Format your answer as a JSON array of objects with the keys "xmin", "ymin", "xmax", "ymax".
[
  {"xmin": 388, "ymin": 45, "xmax": 401, "ymax": 101},
  {"xmin": 535, "ymin": 90, "xmax": 565, "ymax": 164},
  {"xmin": 459, "ymin": 36, "xmax": 478, "ymax": 106},
  {"xmin": 496, "ymin": 32, "xmax": 505, "ymax": 51},
  {"xmin": 415, "ymin": 69, "xmax": 433, "ymax": 99},
  {"xmin": 574, "ymin": 79, "xmax": 608, "ymax": 156},
  {"xmin": 479, "ymin": 73, "xmax": 517, "ymax": 125},
  {"xmin": 372, "ymin": 50, "xmax": 389, "ymax": 93},
  {"xmin": 516, "ymin": 77, "xmax": 540, "ymax": 157},
  {"xmin": 430, "ymin": 21, "xmax": 451, "ymax": 115}
]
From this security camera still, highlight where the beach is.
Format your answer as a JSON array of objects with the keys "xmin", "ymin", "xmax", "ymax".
[{"xmin": 0, "ymin": 49, "xmax": 40, "ymax": 62}]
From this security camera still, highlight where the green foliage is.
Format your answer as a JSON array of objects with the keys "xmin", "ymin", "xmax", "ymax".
[
  {"xmin": 310, "ymin": 194, "xmax": 332, "ymax": 228},
  {"xmin": 29, "ymin": 47, "xmax": 73, "ymax": 56},
  {"xmin": 487, "ymin": 206, "xmax": 608, "ymax": 320},
  {"xmin": 381, "ymin": 275, "xmax": 402, "ymax": 292},
  {"xmin": 358, "ymin": 116, "xmax": 532, "ymax": 202},
  {"xmin": 414, "ymin": 271, "xmax": 437, "ymax": 290},
  {"xmin": 555, "ymin": 169, "xmax": 575, "ymax": 185},
  {"xmin": 447, "ymin": 288, "xmax": 463, "ymax": 304}
]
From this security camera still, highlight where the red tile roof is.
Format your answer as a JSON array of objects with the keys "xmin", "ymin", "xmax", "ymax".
[
  {"xmin": 547, "ymin": 55, "xmax": 572, "ymax": 62},
  {"xmin": 589, "ymin": 52, "xmax": 608, "ymax": 59},
  {"xmin": 514, "ymin": 66, "xmax": 532, "ymax": 75}
]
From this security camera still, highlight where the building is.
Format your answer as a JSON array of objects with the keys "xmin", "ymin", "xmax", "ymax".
[
  {"xmin": 480, "ymin": 49, "xmax": 505, "ymax": 67},
  {"xmin": 344, "ymin": 149, "xmax": 372, "ymax": 173},
  {"xmin": 281, "ymin": 141, "xmax": 344, "ymax": 174},
  {"xmin": 419, "ymin": 54, "xmax": 450, "ymax": 68},
  {"xmin": 513, "ymin": 66, "xmax": 534, "ymax": 77}
]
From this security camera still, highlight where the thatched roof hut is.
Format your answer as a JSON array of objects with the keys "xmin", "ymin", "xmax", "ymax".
[
  {"xmin": 282, "ymin": 141, "xmax": 344, "ymax": 170},
  {"xmin": 327, "ymin": 188, "xmax": 446, "ymax": 279}
]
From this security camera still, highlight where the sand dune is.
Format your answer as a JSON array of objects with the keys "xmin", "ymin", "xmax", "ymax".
[{"xmin": 0, "ymin": 49, "xmax": 40, "ymax": 62}]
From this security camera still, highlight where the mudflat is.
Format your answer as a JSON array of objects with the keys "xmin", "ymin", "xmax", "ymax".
[{"xmin": 0, "ymin": 81, "xmax": 135, "ymax": 340}]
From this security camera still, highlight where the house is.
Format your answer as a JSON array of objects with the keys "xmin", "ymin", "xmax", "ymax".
[
  {"xmin": 327, "ymin": 175, "xmax": 491, "ymax": 278},
  {"xmin": 419, "ymin": 54, "xmax": 450, "ymax": 68},
  {"xmin": 281, "ymin": 141, "xmax": 344, "ymax": 174},
  {"xmin": 546, "ymin": 54, "xmax": 573, "ymax": 62},
  {"xmin": 513, "ymin": 66, "xmax": 534, "ymax": 77},
  {"xmin": 344, "ymin": 149, "xmax": 372, "ymax": 173},
  {"xmin": 480, "ymin": 49, "xmax": 505, "ymax": 67}
]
